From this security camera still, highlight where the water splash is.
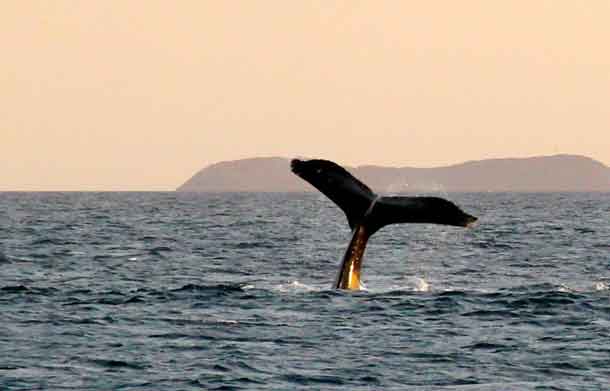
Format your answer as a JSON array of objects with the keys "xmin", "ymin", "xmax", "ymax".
[
  {"xmin": 388, "ymin": 276, "xmax": 431, "ymax": 292},
  {"xmin": 413, "ymin": 277, "xmax": 430, "ymax": 292},
  {"xmin": 274, "ymin": 280, "xmax": 321, "ymax": 293}
]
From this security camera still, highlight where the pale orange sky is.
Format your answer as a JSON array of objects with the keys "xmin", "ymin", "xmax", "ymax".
[{"xmin": 2, "ymin": 1, "xmax": 609, "ymax": 190}]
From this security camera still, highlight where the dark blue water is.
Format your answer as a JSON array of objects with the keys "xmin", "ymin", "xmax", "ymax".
[{"xmin": 1, "ymin": 192, "xmax": 609, "ymax": 390}]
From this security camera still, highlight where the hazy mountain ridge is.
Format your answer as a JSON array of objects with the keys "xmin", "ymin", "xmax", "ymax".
[{"xmin": 177, "ymin": 155, "xmax": 610, "ymax": 192}]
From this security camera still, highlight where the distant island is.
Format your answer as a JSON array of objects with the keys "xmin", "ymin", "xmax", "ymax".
[{"xmin": 177, "ymin": 155, "xmax": 610, "ymax": 192}]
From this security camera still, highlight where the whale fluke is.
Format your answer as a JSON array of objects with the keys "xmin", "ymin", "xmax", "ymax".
[{"xmin": 291, "ymin": 158, "xmax": 477, "ymax": 290}]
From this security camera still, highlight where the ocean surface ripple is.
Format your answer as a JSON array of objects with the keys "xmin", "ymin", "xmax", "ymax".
[{"xmin": 1, "ymin": 192, "xmax": 609, "ymax": 390}]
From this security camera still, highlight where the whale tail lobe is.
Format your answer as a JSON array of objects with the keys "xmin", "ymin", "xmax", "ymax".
[{"xmin": 290, "ymin": 158, "xmax": 376, "ymax": 229}]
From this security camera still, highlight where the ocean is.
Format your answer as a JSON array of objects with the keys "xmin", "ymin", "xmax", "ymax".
[{"xmin": 1, "ymin": 192, "xmax": 609, "ymax": 390}]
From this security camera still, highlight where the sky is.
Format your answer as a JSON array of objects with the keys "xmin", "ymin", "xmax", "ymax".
[{"xmin": 2, "ymin": 1, "xmax": 609, "ymax": 190}]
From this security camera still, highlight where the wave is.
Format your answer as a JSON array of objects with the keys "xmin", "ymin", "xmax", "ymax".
[{"xmin": 170, "ymin": 283, "xmax": 245, "ymax": 294}]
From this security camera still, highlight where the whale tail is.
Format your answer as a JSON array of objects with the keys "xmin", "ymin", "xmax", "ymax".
[
  {"xmin": 291, "ymin": 158, "xmax": 477, "ymax": 234},
  {"xmin": 291, "ymin": 158, "xmax": 477, "ymax": 290}
]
